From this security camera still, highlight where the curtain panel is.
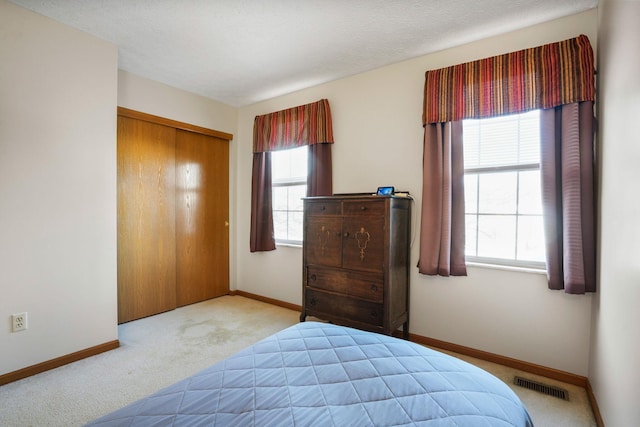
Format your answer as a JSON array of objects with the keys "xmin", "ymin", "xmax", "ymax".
[
  {"xmin": 250, "ymin": 99, "xmax": 334, "ymax": 253},
  {"xmin": 250, "ymin": 152, "xmax": 276, "ymax": 252},
  {"xmin": 540, "ymin": 102, "xmax": 596, "ymax": 294},
  {"xmin": 422, "ymin": 34, "xmax": 595, "ymax": 124},
  {"xmin": 418, "ymin": 121, "xmax": 467, "ymax": 276},
  {"xmin": 308, "ymin": 143, "xmax": 333, "ymax": 197}
]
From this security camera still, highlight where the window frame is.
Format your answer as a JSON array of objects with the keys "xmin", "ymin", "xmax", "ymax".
[
  {"xmin": 463, "ymin": 112, "xmax": 546, "ymax": 271},
  {"xmin": 271, "ymin": 147, "xmax": 307, "ymax": 246}
]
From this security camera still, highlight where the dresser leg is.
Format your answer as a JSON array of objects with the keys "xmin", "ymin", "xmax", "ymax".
[{"xmin": 300, "ymin": 312, "xmax": 307, "ymax": 322}]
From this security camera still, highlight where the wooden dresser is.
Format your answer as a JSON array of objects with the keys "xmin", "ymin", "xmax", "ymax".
[{"xmin": 300, "ymin": 194, "xmax": 411, "ymax": 338}]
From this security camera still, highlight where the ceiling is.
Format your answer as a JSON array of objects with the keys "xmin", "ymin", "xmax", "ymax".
[{"xmin": 10, "ymin": 0, "xmax": 597, "ymax": 107}]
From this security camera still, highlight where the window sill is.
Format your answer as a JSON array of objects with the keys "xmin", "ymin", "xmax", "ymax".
[
  {"xmin": 466, "ymin": 261, "xmax": 547, "ymax": 275},
  {"xmin": 275, "ymin": 242, "xmax": 302, "ymax": 249}
]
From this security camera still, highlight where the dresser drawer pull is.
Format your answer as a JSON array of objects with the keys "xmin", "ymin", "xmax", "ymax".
[
  {"xmin": 360, "ymin": 206, "xmax": 367, "ymax": 211},
  {"xmin": 321, "ymin": 205, "xmax": 326, "ymax": 211},
  {"xmin": 370, "ymin": 310, "xmax": 378, "ymax": 318},
  {"xmin": 310, "ymin": 274, "xmax": 317, "ymax": 281},
  {"xmin": 370, "ymin": 284, "xmax": 378, "ymax": 292},
  {"xmin": 343, "ymin": 232, "xmax": 350, "ymax": 238},
  {"xmin": 309, "ymin": 298, "xmax": 317, "ymax": 306}
]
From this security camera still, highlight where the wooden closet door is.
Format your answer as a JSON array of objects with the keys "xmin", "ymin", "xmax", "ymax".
[
  {"xmin": 117, "ymin": 116, "xmax": 177, "ymax": 323},
  {"xmin": 175, "ymin": 130, "xmax": 229, "ymax": 306}
]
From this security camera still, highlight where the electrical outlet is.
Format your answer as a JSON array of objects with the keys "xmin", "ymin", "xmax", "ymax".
[{"xmin": 12, "ymin": 312, "xmax": 27, "ymax": 332}]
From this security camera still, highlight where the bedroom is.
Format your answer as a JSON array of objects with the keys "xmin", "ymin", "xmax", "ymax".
[{"xmin": 0, "ymin": 0, "xmax": 638, "ymax": 425}]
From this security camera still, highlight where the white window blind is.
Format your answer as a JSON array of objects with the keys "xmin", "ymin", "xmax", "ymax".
[{"xmin": 463, "ymin": 110, "xmax": 546, "ymax": 269}]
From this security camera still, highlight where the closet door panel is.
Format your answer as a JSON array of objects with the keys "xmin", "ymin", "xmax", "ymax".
[
  {"xmin": 175, "ymin": 130, "xmax": 229, "ymax": 306},
  {"xmin": 117, "ymin": 116, "xmax": 177, "ymax": 323}
]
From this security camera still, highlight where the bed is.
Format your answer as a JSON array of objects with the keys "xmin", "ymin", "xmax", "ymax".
[{"xmin": 86, "ymin": 322, "xmax": 533, "ymax": 426}]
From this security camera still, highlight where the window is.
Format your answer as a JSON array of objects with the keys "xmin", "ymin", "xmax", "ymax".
[
  {"xmin": 463, "ymin": 110, "xmax": 545, "ymax": 269},
  {"xmin": 271, "ymin": 146, "xmax": 307, "ymax": 245}
]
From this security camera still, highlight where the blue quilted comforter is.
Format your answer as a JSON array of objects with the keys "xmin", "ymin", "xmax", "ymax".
[{"xmin": 87, "ymin": 322, "xmax": 533, "ymax": 426}]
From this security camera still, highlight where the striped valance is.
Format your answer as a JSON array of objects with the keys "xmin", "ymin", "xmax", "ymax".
[
  {"xmin": 422, "ymin": 35, "xmax": 595, "ymax": 124},
  {"xmin": 253, "ymin": 99, "xmax": 334, "ymax": 152}
]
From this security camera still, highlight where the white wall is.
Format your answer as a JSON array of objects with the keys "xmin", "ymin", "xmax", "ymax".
[
  {"xmin": 0, "ymin": 1, "xmax": 118, "ymax": 374},
  {"xmin": 236, "ymin": 10, "xmax": 598, "ymax": 376},
  {"xmin": 117, "ymin": 70, "xmax": 239, "ymax": 291},
  {"xmin": 590, "ymin": 0, "xmax": 640, "ymax": 424},
  {"xmin": 117, "ymin": 70, "xmax": 237, "ymax": 137}
]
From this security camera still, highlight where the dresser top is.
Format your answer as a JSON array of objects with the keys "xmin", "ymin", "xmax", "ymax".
[{"xmin": 303, "ymin": 193, "xmax": 412, "ymax": 200}]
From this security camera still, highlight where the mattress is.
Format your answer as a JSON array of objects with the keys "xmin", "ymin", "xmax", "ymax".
[{"xmin": 86, "ymin": 321, "xmax": 533, "ymax": 426}]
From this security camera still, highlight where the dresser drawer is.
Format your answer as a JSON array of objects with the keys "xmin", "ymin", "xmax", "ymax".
[
  {"xmin": 305, "ymin": 289, "xmax": 383, "ymax": 327},
  {"xmin": 305, "ymin": 200, "xmax": 341, "ymax": 215},
  {"xmin": 342, "ymin": 200, "xmax": 385, "ymax": 216},
  {"xmin": 307, "ymin": 267, "xmax": 383, "ymax": 303}
]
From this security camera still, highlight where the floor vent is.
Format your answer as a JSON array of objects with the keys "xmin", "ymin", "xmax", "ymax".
[{"xmin": 513, "ymin": 376, "xmax": 569, "ymax": 401}]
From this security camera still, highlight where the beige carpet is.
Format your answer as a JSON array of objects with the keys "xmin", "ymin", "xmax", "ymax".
[{"xmin": 0, "ymin": 295, "xmax": 596, "ymax": 426}]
